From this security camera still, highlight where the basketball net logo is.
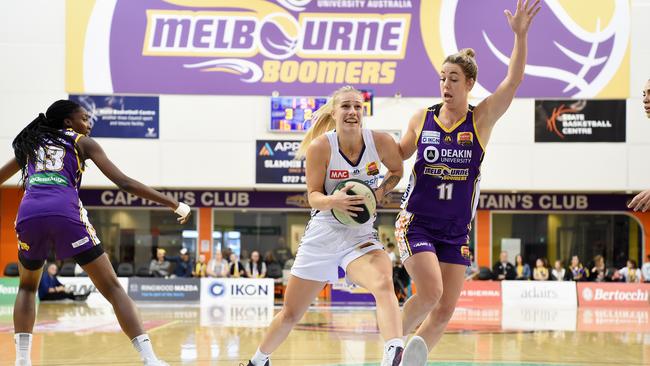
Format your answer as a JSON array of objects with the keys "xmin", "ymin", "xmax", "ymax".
[
  {"xmin": 546, "ymin": 100, "xmax": 586, "ymax": 138},
  {"xmin": 438, "ymin": 0, "xmax": 629, "ymax": 98}
]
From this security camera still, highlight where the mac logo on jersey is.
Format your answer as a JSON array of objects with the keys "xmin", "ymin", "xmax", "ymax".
[
  {"xmin": 423, "ymin": 146, "xmax": 439, "ymax": 163},
  {"xmin": 330, "ymin": 170, "xmax": 349, "ymax": 179},
  {"xmin": 430, "ymin": 0, "xmax": 629, "ymax": 98}
]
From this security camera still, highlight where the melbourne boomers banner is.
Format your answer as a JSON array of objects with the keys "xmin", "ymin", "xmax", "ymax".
[{"xmin": 66, "ymin": 0, "xmax": 629, "ymax": 98}]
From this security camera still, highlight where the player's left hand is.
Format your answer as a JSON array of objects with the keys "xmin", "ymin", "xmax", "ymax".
[
  {"xmin": 629, "ymin": 189, "xmax": 650, "ymax": 212},
  {"xmin": 505, "ymin": 0, "xmax": 541, "ymax": 36},
  {"xmin": 175, "ymin": 202, "xmax": 192, "ymax": 224}
]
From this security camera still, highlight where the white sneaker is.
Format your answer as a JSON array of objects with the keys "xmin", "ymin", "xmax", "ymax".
[
  {"xmin": 143, "ymin": 358, "xmax": 169, "ymax": 366},
  {"xmin": 381, "ymin": 345, "xmax": 404, "ymax": 366},
  {"xmin": 400, "ymin": 336, "xmax": 428, "ymax": 366},
  {"xmin": 15, "ymin": 359, "xmax": 31, "ymax": 366}
]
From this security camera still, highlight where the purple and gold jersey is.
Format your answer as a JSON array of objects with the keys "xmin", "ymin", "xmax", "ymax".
[
  {"xmin": 17, "ymin": 130, "xmax": 85, "ymax": 224},
  {"xmin": 401, "ymin": 104, "xmax": 484, "ymax": 244}
]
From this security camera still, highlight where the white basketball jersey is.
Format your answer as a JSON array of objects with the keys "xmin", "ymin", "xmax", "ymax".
[{"xmin": 312, "ymin": 128, "xmax": 382, "ymax": 227}]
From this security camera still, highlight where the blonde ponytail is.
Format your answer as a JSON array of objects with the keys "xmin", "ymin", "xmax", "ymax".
[{"xmin": 295, "ymin": 85, "xmax": 362, "ymax": 159}]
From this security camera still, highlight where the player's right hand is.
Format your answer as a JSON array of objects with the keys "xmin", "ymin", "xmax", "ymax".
[
  {"xmin": 329, "ymin": 184, "xmax": 365, "ymax": 217},
  {"xmin": 174, "ymin": 202, "xmax": 192, "ymax": 224}
]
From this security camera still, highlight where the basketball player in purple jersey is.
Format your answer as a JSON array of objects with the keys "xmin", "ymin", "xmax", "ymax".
[
  {"xmin": 0, "ymin": 100, "xmax": 192, "ymax": 366},
  {"xmin": 396, "ymin": 1, "xmax": 541, "ymax": 364},
  {"xmin": 628, "ymin": 79, "xmax": 650, "ymax": 212}
]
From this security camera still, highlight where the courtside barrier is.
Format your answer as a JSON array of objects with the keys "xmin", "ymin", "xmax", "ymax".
[
  {"xmin": 128, "ymin": 277, "xmax": 200, "ymax": 302},
  {"xmin": 502, "ymin": 280, "xmax": 577, "ymax": 308},
  {"xmin": 200, "ymin": 278, "xmax": 274, "ymax": 305},
  {"xmin": 457, "ymin": 281, "xmax": 502, "ymax": 307},
  {"xmin": 577, "ymin": 282, "xmax": 650, "ymax": 308}
]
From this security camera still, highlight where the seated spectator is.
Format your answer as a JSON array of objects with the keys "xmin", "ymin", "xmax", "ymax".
[
  {"xmin": 240, "ymin": 250, "xmax": 250, "ymax": 272},
  {"xmin": 246, "ymin": 250, "xmax": 267, "ymax": 278},
  {"xmin": 492, "ymin": 251, "xmax": 516, "ymax": 280},
  {"xmin": 514, "ymin": 254, "xmax": 531, "ymax": 280},
  {"xmin": 149, "ymin": 248, "xmax": 171, "ymax": 278},
  {"xmin": 619, "ymin": 260, "xmax": 642, "ymax": 283},
  {"xmin": 207, "ymin": 251, "xmax": 228, "ymax": 278},
  {"xmin": 193, "ymin": 254, "xmax": 208, "ymax": 277},
  {"xmin": 532, "ymin": 258, "xmax": 549, "ymax": 281},
  {"xmin": 229, "ymin": 253, "xmax": 246, "ymax": 278},
  {"xmin": 465, "ymin": 251, "xmax": 479, "ymax": 281},
  {"xmin": 589, "ymin": 255, "xmax": 608, "ymax": 282},
  {"xmin": 551, "ymin": 260, "xmax": 572, "ymax": 281},
  {"xmin": 642, "ymin": 254, "xmax": 650, "ymax": 283},
  {"xmin": 569, "ymin": 255, "xmax": 589, "ymax": 281},
  {"xmin": 273, "ymin": 236, "xmax": 292, "ymax": 267},
  {"xmin": 38, "ymin": 263, "xmax": 89, "ymax": 301},
  {"xmin": 264, "ymin": 251, "xmax": 283, "ymax": 279},
  {"xmin": 283, "ymin": 254, "xmax": 295, "ymax": 270},
  {"xmin": 167, "ymin": 248, "xmax": 193, "ymax": 278}
]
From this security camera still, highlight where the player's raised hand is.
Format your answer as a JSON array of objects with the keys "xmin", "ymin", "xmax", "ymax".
[
  {"xmin": 629, "ymin": 190, "xmax": 650, "ymax": 212},
  {"xmin": 505, "ymin": 0, "xmax": 541, "ymax": 36},
  {"xmin": 175, "ymin": 202, "xmax": 192, "ymax": 224}
]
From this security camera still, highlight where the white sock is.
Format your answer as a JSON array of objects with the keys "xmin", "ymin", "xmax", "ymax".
[
  {"xmin": 251, "ymin": 347, "xmax": 270, "ymax": 365},
  {"xmin": 15, "ymin": 333, "xmax": 32, "ymax": 362},
  {"xmin": 132, "ymin": 334, "xmax": 157, "ymax": 361}
]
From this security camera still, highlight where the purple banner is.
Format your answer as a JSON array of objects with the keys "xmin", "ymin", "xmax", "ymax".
[
  {"xmin": 67, "ymin": 0, "xmax": 629, "ymax": 98},
  {"xmin": 79, "ymin": 189, "xmax": 635, "ymax": 212}
]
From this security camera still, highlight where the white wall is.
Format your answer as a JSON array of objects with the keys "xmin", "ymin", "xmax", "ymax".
[{"xmin": 1, "ymin": 0, "xmax": 649, "ymax": 191}]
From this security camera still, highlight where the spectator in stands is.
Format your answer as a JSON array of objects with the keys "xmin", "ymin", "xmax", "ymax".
[
  {"xmin": 385, "ymin": 242, "xmax": 397, "ymax": 266},
  {"xmin": 167, "ymin": 248, "xmax": 193, "ymax": 278},
  {"xmin": 193, "ymin": 254, "xmax": 208, "ymax": 277},
  {"xmin": 618, "ymin": 260, "xmax": 642, "ymax": 283},
  {"xmin": 264, "ymin": 251, "xmax": 283, "ymax": 279},
  {"xmin": 532, "ymin": 258, "xmax": 549, "ymax": 281},
  {"xmin": 240, "ymin": 249, "xmax": 250, "ymax": 272},
  {"xmin": 273, "ymin": 237, "xmax": 292, "ymax": 267},
  {"xmin": 207, "ymin": 250, "xmax": 228, "ymax": 278},
  {"xmin": 283, "ymin": 251, "xmax": 296, "ymax": 270},
  {"xmin": 229, "ymin": 253, "xmax": 246, "ymax": 278},
  {"xmin": 465, "ymin": 251, "xmax": 479, "ymax": 281},
  {"xmin": 551, "ymin": 259, "xmax": 570, "ymax": 281},
  {"xmin": 38, "ymin": 263, "xmax": 89, "ymax": 301},
  {"xmin": 246, "ymin": 250, "xmax": 267, "ymax": 278},
  {"xmin": 222, "ymin": 247, "xmax": 233, "ymax": 264},
  {"xmin": 514, "ymin": 254, "xmax": 531, "ymax": 280},
  {"xmin": 492, "ymin": 251, "xmax": 516, "ymax": 280},
  {"xmin": 149, "ymin": 248, "xmax": 171, "ymax": 278},
  {"xmin": 642, "ymin": 254, "xmax": 650, "ymax": 283},
  {"xmin": 589, "ymin": 255, "xmax": 607, "ymax": 282},
  {"xmin": 569, "ymin": 255, "xmax": 588, "ymax": 281}
]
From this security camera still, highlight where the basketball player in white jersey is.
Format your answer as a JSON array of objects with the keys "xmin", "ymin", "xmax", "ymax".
[
  {"xmin": 628, "ymin": 79, "xmax": 650, "ymax": 212},
  {"xmin": 244, "ymin": 86, "xmax": 404, "ymax": 366}
]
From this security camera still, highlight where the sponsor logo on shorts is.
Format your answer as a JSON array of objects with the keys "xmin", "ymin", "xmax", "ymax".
[
  {"xmin": 18, "ymin": 240, "xmax": 30, "ymax": 251},
  {"xmin": 366, "ymin": 161, "xmax": 379, "ymax": 175},
  {"xmin": 421, "ymin": 130, "xmax": 440, "ymax": 144},
  {"xmin": 413, "ymin": 242, "xmax": 431, "ymax": 248},
  {"xmin": 461, "ymin": 245, "xmax": 470, "ymax": 259},
  {"xmin": 330, "ymin": 170, "xmax": 349, "ymax": 179},
  {"xmin": 71, "ymin": 236, "xmax": 90, "ymax": 248},
  {"xmin": 457, "ymin": 132, "xmax": 473, "ymax": 146}
]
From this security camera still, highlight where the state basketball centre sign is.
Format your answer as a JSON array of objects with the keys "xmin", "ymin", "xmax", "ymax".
[
  {"xmin": 66, "ymin": 1, "xmax": 629, "ymax": 98},
  {"xmin": 535, "ymin": 99, "xmax": 626, "ymax": 142}
]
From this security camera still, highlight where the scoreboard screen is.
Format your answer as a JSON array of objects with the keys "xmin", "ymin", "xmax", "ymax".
[{"xmin": 270, "ymin": 91, "xmax": 374, "ymax": 132}]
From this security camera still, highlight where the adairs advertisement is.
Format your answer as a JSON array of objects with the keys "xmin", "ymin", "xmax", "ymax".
[
  {"xmin": 535, "ymin": 99, "xmax": 626, "ymax": 142},
  {"xmin": 577, "ymin": 283, "xmax": 650, "ymax": 308},
  {"xmin": 201, "ymin": 278, "xmax": 274, "ymax": 305},
  {"xmin": 502, "ymin": 281, "xmax": 577, "ymax": 308},
  {"xmin": 256, "ymin": 140, "xmax": 304, "ymax": 184},
  {"xmin": 67, "ymin": 1, "xmax": 629, "ymax": 98}
]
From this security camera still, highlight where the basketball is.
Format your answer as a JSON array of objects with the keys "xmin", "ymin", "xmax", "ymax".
[{"xmin": 331, "ymin": 179, "xmax": 377, "ymax": 226}]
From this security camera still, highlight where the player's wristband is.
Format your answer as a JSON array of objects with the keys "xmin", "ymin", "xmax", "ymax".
[{"xmin": 174, "ymin": 202, "xmax": 191, "ymax": 217}]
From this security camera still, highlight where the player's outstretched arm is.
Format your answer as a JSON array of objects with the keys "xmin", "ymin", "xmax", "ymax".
[
  {"xmin": 475, "ymin": 0, "xmax": 541, "ymax": 130},
  {"xmin": 398, "ymin": 108, "xmax": 426, "ymax": 160},
  {"xmin": 78, "ymin": 136, "xmax": 191, "ymax": 223},
  {"xmin": 0, "ymin": 158, "xmax": 20, "ymax": 185}
]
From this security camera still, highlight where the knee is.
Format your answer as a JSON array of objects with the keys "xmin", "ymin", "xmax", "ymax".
[
  {"xmin": 433, "ymin": 303, "xmax": 456, "ymax": 324},
  {"xmin": 368, "ymin": 273, "xmax": 394, "ymax": 294}
]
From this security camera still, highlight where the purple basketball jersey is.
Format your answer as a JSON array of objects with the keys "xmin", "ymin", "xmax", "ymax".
[
  {"xmin": 17, "ymin": 129, "xmax": 85, "ymax": 224},
  {"xmin": 401, "ymin": 104, "xmax": 484, "ymax": 243}
]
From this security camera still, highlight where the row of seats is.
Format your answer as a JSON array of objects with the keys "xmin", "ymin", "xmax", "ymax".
[{"xmin": 3, "ymin": 262, "xmax": 155, "ymax": 278}]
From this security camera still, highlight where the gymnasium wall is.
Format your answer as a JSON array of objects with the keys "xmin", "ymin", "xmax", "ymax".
[{"xmin": 1, "ymin": 0, "xmax": 649, "ymax": 192}]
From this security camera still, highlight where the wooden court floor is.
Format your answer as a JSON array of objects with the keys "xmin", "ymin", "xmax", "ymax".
[{"xmin": 0, "ymin": 302, "xmax": 648, "ymax": 365}]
